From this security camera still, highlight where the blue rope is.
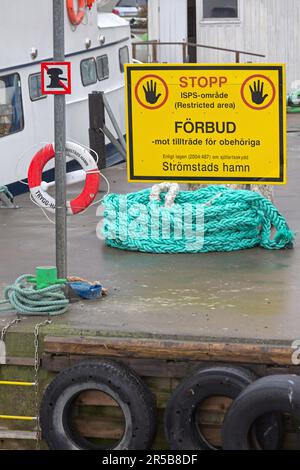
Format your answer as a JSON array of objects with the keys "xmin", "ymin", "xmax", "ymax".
[
  {"xmin": 0, "ymin": 275, "xmax": 69, "ymax": 316},
  {"xmin": 102, "ymin": 186, "xmax": 294, "ymax": 253}
]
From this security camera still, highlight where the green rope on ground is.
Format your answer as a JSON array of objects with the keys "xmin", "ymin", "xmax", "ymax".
[
  {"xmin": 0, "ymin": 275, "xmax": 69, "ymax": 316},
  {"xmin": 102, "ymin": 185, "xmax": 295, "ymax": 253},
  {"xmin": 0, "ymin": 185, "xmax": 13, "ymax": 201}
]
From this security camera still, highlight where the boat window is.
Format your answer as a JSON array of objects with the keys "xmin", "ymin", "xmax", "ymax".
[
  {"xmin": 203, "ymin": 0, "xmax": 238, "ymax": 19},
  {"xmin": 119, "ymin": 46, "xmax": 129, "ymax": 73},
  {"xmin": 29, "ymin": 73, "xmax": 47, "ymax": 101},
  {"xmin": 81, "ymin": 58, "xmax": 97, "ymax": 86},
  {"xmin": 0, "ymin": 73, "xmax": 24, "ymax": 138},
  {"xmin": 96, "ymin": 55, "xmax": 109, "ymax": 81}
]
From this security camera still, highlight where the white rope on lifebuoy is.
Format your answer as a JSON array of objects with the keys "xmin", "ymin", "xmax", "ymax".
[{"xmin": 27, "ymin": 142, "xmax": 100, "ymax": 216}]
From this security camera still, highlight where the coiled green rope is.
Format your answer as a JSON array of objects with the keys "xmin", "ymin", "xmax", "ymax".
[
  {"xmin": 102, "ymin": 185, "xmax": 294, "ymax": 253},
  {"xmin": 0, "ymin": 275, "xmax": 69, "ymax": 316}
]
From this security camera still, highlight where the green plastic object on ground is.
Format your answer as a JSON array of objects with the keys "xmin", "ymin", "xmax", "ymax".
[
  {"xmin": 27, "ymin": 266, "xmax": 66, "ymax": 290},
  {"xmin": 102, "ymin": 185, "xmax": 294, "ymax": 254}
]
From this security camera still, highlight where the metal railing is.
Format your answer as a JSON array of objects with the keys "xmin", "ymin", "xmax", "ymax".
[{"xmin": 132, "ymin": 40, "xmax": 266, "ymax": 63}]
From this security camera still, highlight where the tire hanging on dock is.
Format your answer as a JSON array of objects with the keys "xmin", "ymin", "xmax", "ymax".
[
  {"xmin": 164, "ymin": 365, "xmax": 283, "ymax": 450},
  {"xmin": 40, "ymin": 360, "xmax": 157, "ymax": 450},
  {"xmin": 222, "ymin": 374, "xmax": 300, "ymax": 450}
]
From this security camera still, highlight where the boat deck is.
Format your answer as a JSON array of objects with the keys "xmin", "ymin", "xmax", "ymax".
[{"xmin": 0, "ymin": 119, "xmax": 299, "ymax": 349}]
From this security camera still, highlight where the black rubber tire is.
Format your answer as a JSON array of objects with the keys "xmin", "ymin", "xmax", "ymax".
[
  {"xmin": 40, "ymin": 360, "xmax": 157, "ymax": 450},
  {"xmin": 223, "ymin": 374, "xmax": 300, "ymax": 450},
  {"xmin": 164, "ymin": 365, "xmax": 282, "ymax": 450}
]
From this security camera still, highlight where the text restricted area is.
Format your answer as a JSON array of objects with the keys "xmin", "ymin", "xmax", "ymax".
[{"xmin": 125, "ymin": 64, "xmax": 286, "ymax": 184}]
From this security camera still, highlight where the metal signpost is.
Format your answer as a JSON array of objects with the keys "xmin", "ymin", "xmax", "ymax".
[{"xmin": 53, "ymin": 0, "xmax": 67, "ymax": 278}]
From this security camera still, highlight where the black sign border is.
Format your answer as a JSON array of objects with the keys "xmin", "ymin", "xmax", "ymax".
[{"xmin": 126, "ymin": 65, "xmax": 285, "ymax": 183}]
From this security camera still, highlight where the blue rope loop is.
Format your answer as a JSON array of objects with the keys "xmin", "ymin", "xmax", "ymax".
[
  {"xmin": 102, "ymin": 186, "xmax": 294, "ymax": 253},
  {"xmin": 0, "ymin": 275, "xmax": 69, "ymax": 316}
]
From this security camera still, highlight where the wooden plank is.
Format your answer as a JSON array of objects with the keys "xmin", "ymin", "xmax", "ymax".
[
  {"xmin": 75, "ymin": 416, "xmax": 124, "ymax": 440},
  {"xmin": 42, "ymin": 354, "xmax": 204, "ymax": 378},
  {"xmin": 6, "ymin": 357, "xmax": 35, "ymax": 367},
  {"xmin": 44, "ymin": 336, "xmax": 295, "ymax": 366},
  {"xmin": 76, "ymin": 391, "xmax": 117, "ymax": 407},
  {"xmin": 46, "ymin": 354, "xmax": 290, "ymax": 379},
  {"xmin": 0, "ymin": 430, "xmax": 36, "ymax": 440},
  {"xmin": 197, "ymin": 396, "xmax": 232, "ymax": 415}
]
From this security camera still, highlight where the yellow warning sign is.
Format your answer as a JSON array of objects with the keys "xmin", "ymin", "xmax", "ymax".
[{"xmin": 125, "ymin": 64, "xmax": 286, "ymax": 184}]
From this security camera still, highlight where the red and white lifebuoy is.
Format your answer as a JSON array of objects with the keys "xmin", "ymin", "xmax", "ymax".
[
  {"xmin": 28, "ymin": 142, "xmax": 100, "ymax": 216},
  {"xmin": 67, "ymin": 0, "xmax": 86, "ymax": 26}
]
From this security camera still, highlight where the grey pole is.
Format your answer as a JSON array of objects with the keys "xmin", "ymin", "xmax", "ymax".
[{"xmin": 53, "ymin": 0, "xmax": 67, "ymax": 278}]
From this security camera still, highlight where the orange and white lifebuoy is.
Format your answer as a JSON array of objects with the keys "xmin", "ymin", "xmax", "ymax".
[
  {"xmin": 67, "ymin": 0, "xmax": 86, "ymax": 26},
  {"xmin": 28, "ymin": 142, "xmax": 100, "ymax": 216}
]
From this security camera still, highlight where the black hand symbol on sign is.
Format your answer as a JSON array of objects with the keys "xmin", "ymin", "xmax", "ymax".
[
  {"xmin": 249, "ymin": 80, "xmax": 269, "ymax": 105},
  {"xmin": 143, "ymin": 80, "xmax": 162, "ymax": 104}
]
